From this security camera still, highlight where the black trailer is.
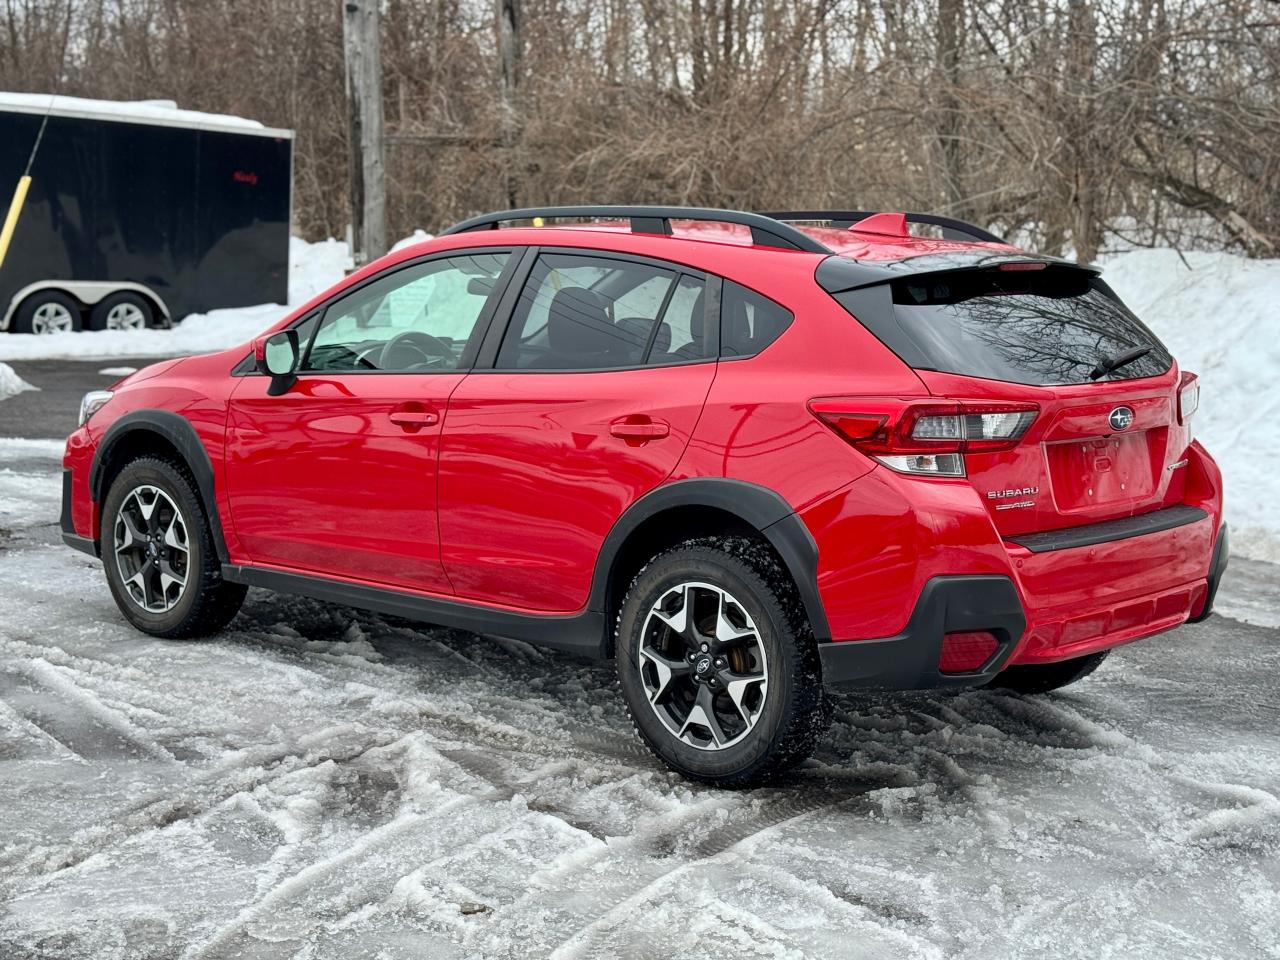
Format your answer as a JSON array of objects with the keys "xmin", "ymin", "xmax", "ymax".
[{"xmin": 0, "ymin": 94, "xmax": 292, "ymax": 334}]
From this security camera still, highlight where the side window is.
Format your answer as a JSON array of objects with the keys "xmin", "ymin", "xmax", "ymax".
[
  {"xmin": 721, "ymin": 280, "xmax": 793, "ymax": 358},
  {"xmin": 496, "ymin": 253, "xmax": 681, "ymax": 370},
  {"xmin": 303, "ymin": 252, "xmax": 509, "ymax": 373},
  {"xmin": 650, "ymin": 275, "xmax": 709, "ymax": 363}
]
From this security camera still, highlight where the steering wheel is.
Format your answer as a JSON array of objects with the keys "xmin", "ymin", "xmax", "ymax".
[{"xmin": 378, "ymin": 330, "xmax": 453, "ymax": 370}]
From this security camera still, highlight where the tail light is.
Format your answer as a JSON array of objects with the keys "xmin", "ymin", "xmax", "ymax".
[
  {"xmin": 1178, "ymin": 372, "xmax": 1199, "ymax": 424},
  {"xmin": 810, "ymin": 399, "xmax": 1038, "ymax": 477}
]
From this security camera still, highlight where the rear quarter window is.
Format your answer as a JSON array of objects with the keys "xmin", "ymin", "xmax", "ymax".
[{"xmin": 721, "ymin": 280, "xmax": 792, "ymax": 358}]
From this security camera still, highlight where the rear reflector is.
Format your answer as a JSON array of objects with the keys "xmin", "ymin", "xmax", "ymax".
[
  {"xmin": 938, "ymin": 631, "xmax": 999, "ymax": 673},
  {"xmin": 810, "ymin": 399, "xmax": 1038, "ymax": 477}
]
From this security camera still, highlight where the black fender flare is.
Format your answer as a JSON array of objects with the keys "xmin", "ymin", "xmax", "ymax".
[
  {"xmin": 588, "ymin": 478, "xmax": 831, "ymax": 648},
  {"xmin": 89, "ymin": 409, "xmax": 230, "ymax": 563}
]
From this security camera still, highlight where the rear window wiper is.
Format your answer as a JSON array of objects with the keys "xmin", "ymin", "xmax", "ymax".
[{"xmin": 1090, "ymin": 344, "xmax": 1152, "ymax": 380}]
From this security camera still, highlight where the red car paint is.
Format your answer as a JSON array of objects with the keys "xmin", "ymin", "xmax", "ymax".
[{"xmin": 62, "ymin": 215, "xmax": 1225, "ymax": 678}]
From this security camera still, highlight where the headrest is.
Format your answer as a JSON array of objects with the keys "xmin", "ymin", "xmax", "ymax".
[
  {"xmin": 547, "ymin": 287, "xmax": 614, "ymax": 356},
  {"xmin": 614, "ymin": 317, "xmax": 670, "ymax": 360},
  {"xmin": 687, "ymin": 289, "xmax": 706, "ymax": 345}
]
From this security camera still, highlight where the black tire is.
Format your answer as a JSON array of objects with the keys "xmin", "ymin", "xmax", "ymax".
[
  {"xmin": 988, "ymin": 650, "xmax": 1109, "ymax": 695},
  {"xmin": 87, "ymin": 291, "xmax": 154, "ymax": 332},
  {"xmin": 11, "ymin": 290, "xmax": 82, "ymax": 334},
  {"xmin": 616, "ymin": 537, "xmax": 827, "ymax": 787},
  {"xmin": 100, "ymin": 456, "xmax": 247, "ymax": 638}
]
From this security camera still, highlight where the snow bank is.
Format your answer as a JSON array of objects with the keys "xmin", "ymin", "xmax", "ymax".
[
  {"xmin": 1101, "ymin": 249, "xmax": 1280, "ymax": 562},
  {"xmin": 391, "ymin": 229, "xmax": 434, "ymax": 252},
  {"xmin": 0, "ymin": 92, "xmax": 269, "ymax": 132},
  {"xmin": 0, "ymin": 362, "xmax": 37, "ymax": 398},
  {"xmin": 0, "ymin": 236, "xmax": 352, "ymax": 362}
]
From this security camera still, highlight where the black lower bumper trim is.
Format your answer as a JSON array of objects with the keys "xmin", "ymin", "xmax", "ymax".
[
  {"xmin": 1188, "ymin": 522, "xmax": 1229, "ymax": 623},
  {"xmin": 819, "ymin": 575, "xmax": 1025, "ymax": 690},
  {"xmin": 62, "ymin": 531, "xmax": 99, "ymax": 557},
  {"xmin": 59, "ymin": 468, "xmax": 77, "ymax": 535},
  {"xmin": 59, "ymin": 469, "xmax": 98, "ymax": 556},
  {"xmin": 1006, "ymin": 504, "xmax": 1208, "ymax": 554}
]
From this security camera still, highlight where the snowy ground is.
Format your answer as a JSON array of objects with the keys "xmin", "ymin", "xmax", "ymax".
[{"xmin": 0, "ymin": 442, "xmax": 1278, "ymax": 959}]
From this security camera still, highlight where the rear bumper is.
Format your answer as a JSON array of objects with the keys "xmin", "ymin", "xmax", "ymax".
[
  {"xmin": 814, "ymin": 500, "xmax": 1225, "ymax": 688},
  {"xmin": 1188, "ymin": 522, "xmax": 1229, "ymax": 624},
  {"xmin": 820, "ymin": 575, "xmax": 1024, "ymax": 689},
  {"xmin": 1007, "ymin": 507, "xmax": 1219, "ymax": 665}
]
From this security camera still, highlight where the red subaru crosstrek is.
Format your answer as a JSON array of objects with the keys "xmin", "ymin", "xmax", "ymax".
[{"xmin": 61, "ymin": 206, "xmax": 1227, "ymax": 785}]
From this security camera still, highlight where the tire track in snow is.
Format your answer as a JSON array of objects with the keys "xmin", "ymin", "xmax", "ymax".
[
  {"xmin": 10, "ymin": 658, "xmax": 177, "ymax": 763},
  {"xmin": 543, "ymin": 788, "xmax": 861, "ymax": 959},
  {"xmin": 0, "ymin": 725, "xmax": 398, "ymax": 886}
]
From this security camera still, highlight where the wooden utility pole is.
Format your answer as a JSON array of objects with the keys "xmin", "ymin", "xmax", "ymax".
[
  {"xmin": 343, "ymin": 0, "xmax": 387, "ymax": 266},
  {"xmin": 497, "ymin": 0, "xmax": 521, "ymax": 208}
]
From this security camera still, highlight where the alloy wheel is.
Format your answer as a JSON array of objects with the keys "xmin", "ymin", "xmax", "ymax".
[
  {"xmin": 106, "ymin": 303, "xmax": 147, "ymax": 330},
  {"xmin": 31, "ymin": 302, "xmax": 74, "ymax": 334},
  {"xmin": 114, "ymin": 485, "xmax": 190, "ymax": 613},
  {"xmin": 638, "ymin": 581, "xmax": 769, "ymax": 750}
]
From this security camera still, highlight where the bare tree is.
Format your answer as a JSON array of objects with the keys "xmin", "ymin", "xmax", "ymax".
[{"xmin": 1, "ymin": 0, "xmax": 1275, "ymax": 257}]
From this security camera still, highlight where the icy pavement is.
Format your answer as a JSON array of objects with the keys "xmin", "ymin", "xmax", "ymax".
[{"xmin": 0, "ymin": 441, "xmax": 1277, "ymax": 960}]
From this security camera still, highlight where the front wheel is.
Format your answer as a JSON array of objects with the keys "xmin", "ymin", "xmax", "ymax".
[
  {"xmin": 100, "ymin": 456, "xmax": 247, "ymax": 638},
  {"xmin": 616, "ymin": 539, "xmax": 827, "ymax": 787},
  {"xmin": 988, "ymin": 650, "xmax": 1109, "ymax": 695}
]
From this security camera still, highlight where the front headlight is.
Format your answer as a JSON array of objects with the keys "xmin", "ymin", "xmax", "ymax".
[{"xmin": 78, "ymin": 390, "xmax": 113, "ymax": 426}]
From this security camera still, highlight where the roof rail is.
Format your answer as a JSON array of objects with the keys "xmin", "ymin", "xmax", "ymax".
[
  {"xmin": 760, "ymin": 210, "xmax": 1005, "ymax": 245},
  {"xmin": 441, "ymin": 205, "xmax": 831, "ymax": 254}
]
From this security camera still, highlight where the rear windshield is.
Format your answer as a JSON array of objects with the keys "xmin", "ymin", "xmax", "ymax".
[{"xmin": 836, "ymin": 268, "xmax": 1173, "ymax": 386}]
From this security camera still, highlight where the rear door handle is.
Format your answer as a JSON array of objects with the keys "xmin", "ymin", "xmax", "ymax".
[
  {"xmin": 610, "ymin": 416, "xmax": 670, "ymax": 441},
  {"xmin": 389, "ymin": 407, "xmax": 440, "ymax": 430}
]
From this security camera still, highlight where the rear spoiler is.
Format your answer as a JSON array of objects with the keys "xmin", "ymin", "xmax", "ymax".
[{"xmin": 816, "ymin": 251, "xmax": 1103, "ymax": 294}]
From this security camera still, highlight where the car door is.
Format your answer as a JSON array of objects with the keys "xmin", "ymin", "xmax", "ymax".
[
  {"xmin": 225, "ymin": 248, "xmax": 514, "ymax": 593},
  {"xmin": 437, "ymin": 248, "xmax": 719, "ymax": 613}
]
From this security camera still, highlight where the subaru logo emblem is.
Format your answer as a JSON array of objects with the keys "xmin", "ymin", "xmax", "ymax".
[{"xmin": 1108, "ymin": 406, "xmax": 1134, "ymax": 431}]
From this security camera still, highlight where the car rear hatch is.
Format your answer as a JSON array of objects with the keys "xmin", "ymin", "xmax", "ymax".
[{"xmin": 819, "ymin": 254, "xmax": 1199, "ymax": 538}]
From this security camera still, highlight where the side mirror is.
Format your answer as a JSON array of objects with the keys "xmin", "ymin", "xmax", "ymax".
[{"xmin": 256, "ymin": 330, "xmax": 300, "ymax": 394}]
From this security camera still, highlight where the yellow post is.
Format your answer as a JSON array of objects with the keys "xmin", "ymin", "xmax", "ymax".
[{"xmin": 0, "ymin": 175, "xmax": 32, "ymax": 270}]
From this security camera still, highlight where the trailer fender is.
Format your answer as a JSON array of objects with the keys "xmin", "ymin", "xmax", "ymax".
[{"xmin": 2, "ymin": 280, "xmax": 171, "ymax": 331}]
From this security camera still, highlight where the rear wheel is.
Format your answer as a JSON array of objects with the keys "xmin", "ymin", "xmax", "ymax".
[
  {"xmin": 12, "ymin": 291, "xmax": 81, "ymax": 334},
  {"xmin": 88, "ymin": 292, "xmax": 154, "ymax": 331},
  {"xmin": 616, "ymin": 539, "xmax": 827, "ymax": 786},
  {"xmin": 101, "ymin": 457, "xmax": 246, "ymax": 638},
  {"xmin": 988, "ymin": 650, "xmax": 1109, "ymax": 695}
]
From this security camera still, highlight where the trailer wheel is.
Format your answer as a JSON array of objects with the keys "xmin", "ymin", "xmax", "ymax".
[
  {"xmin": 12, "ymin": 290, "xmax": 82, "ymax": 335},
  {"xmin": 88, "ymin": 292, "xmax": 154, "ymax": 332}
]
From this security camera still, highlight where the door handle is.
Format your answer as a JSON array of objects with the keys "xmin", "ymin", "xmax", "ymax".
[
  {"xmin": 610, "ymin": 416, "xmax": 670, "ymax": 441},
  {"xmin": 389, "ymin": 408, "xmax": 440, "ymax": 430}
]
